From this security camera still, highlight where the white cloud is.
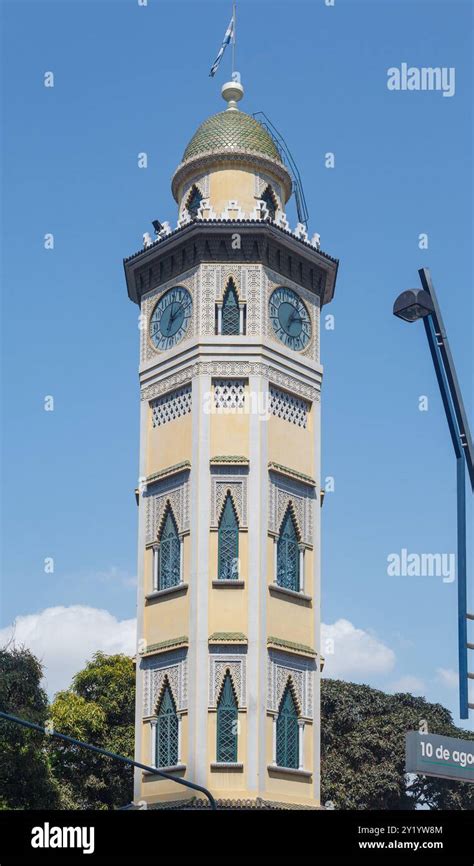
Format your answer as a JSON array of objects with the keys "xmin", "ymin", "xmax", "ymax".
[
  {"xmin": 0, "ymin": 606, "xmax": 136, "ymax": 698},
  {"xmin": 389, "ymin": 675, "xmax": 425, "ymax": 695},
  {"xmin": 436, "ymin": 667, "xmax": 458, "ymax": 689},
  {"xmin": 321, "ymin": 618, "xmax": 396, "ymax": 679}
]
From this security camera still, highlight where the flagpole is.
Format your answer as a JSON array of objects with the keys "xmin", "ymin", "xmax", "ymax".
[{"xmin": 232, "ymin": 2, "xmax": 236, "ymax": 75}]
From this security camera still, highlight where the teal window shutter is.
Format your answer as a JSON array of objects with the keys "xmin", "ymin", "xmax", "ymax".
[
  {"xmin": 221, "ymin": 280, "xmax": 240, "ymax": 336},
  {"xmin": 277, "ymin": 507, "xmax": 300, "ymax": 591},
  {"xmin": 218, "ymin": 493, "xmax": 239, "ymax": 580},
  {"xmin": 156, "ymin": 684, "xmax": 179, "ymax": 768},
  {"xmin": 158, "ymin": 508, "xmax": 181, "ymax": 590},
  {"xmin": 276, "ymin": 684, "xmax": 299, "ymax": 769},
  {"xmin": 216, "ymin": 672, "xmax": 238, "ymax": 762},
  {"xmin": 186, "ymin": 185, "xmax": 202, "ymax": 219}
]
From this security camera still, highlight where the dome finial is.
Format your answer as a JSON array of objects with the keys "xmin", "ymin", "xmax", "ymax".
[{"xmin": 222, "ymin": 79, "xmax": 244, "ymax": 111}]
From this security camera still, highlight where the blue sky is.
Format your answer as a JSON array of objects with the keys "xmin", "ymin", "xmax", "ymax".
[{"xmin": 1, "ymin": 0, "xmax": 472, "ymax": 728}]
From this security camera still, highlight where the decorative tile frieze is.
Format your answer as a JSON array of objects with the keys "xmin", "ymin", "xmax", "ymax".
[
  {"xmin": 151, "ymin": 385, "xmax": 192, "ymax": 427},
  {"xmin": 142, "ymin": 648, "xmax": 188, "ymax": 715},
  {"xmin": 267, "ymin": 649, "xmax": 315, "ymax": 719},
  {"xmin": 141, "ymin": 362, "xmax": 319, "ymax": 403}
]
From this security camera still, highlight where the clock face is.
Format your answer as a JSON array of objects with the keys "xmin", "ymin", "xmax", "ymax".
[
  {"xmin": 269, "ymin": 287, "xmax": 311, "ymax": 350},
  {"xmin": 150, "ymin": 287, "xmax": 192, "ymax": 350}
]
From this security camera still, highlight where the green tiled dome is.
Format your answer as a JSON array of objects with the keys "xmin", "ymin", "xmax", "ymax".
[{"xmin": 182, "ymin": 110, "xmax": 283, "ymax": 164}]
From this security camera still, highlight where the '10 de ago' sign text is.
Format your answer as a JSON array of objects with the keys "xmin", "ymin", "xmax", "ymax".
[{"xmin": 406, "ymin": 732, "xmax": 474, "ymax": 783}]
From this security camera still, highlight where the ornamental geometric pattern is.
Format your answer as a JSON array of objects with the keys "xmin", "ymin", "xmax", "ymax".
[
  {"xmin": 267, "ymin": 650, "xmax": 314, "ymax": 719},
  {"xmin": 151, "ymin": 385, "xmax": 192, "ymax": 427},
  {"xmin": 269, "ymin": 386, "xmax": 309, "ymax": 428},
  {"xmin": 144, "ymin": 470, "xmax": 190, "ymax": 544},
  {"xmin": 245, "ymin": 266, "xmax": 263, "ymax": 337},
  {"xmin": 140, "ymin": 362, "xmax": 319, "ymax": 403},
  {"xmin": 209, "ymin": 646, "xmax": 246, "ymax": 709},
  {"xmin": 268, "ymin": 472, "xmax": 315, "ymax": 548},
  {"xmin": 200, "ymin": 264, "xmax": 219, "ymax": 335},
  {"xmin": 213, "ymin": 379, "xmax": 246, "ymax": 410},
  {"xmin": 143, "ymin": 649, "xmax": 188, "ymax": 716},
  {"xmin": 211, "ymin": 467, "xmax": 248, "ymax": 528}
]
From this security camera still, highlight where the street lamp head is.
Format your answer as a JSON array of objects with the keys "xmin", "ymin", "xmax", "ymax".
[{"xmin": 393, "ymin": 289, "xmax": 434, "ymax": 323}]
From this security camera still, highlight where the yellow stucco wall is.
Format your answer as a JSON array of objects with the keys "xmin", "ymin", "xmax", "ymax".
[
  {"xmin": 147, "ymin": 410, "xmax": 192, "ymax": 476},
  {"xmin": 267, "ymin": 407, "xmax": 314, "ymax": 479},
  {"xmin": 178, "ymin": 165, "xmax": 286, "ymax": 218},
  {"xmin": 210, "ymin": 407, "xmax": 249, "ymax": 458}
]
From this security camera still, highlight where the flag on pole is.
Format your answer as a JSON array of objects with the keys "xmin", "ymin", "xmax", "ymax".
[{"xmin": 209, "ymin": 16, "xmax": 235, "ymax": 77}]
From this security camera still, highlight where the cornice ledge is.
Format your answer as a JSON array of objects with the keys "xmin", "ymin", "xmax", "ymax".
[
  {"xmin": 210, "ymin": 456, "xmax": 249, "ymax": 466},
  {"xmin": 145, "ymin": 461, "xmax": 191, "ymax": 485},
  {"xmin": 140, "ymin": 636, "xmax": 189, "ymax": 657},
  {"xmin": 267, "ymin": 462, "xmax": 316, "ymax": 487},
  {"xmin": 208, "ymin": 632, "xmax": 248, "ymax": 645},
  {"xmin": 267, "ymin": 636, "xmax": 317, "ymax": 658}
]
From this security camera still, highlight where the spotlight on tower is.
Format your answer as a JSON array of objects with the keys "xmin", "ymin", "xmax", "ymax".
[
  {"xmin": 392, "ymin": 288, "xmax": 434, "ymax": 323},
  {"xmin": 152, "ymin": 219, "xmax": 164, "ymax": 235}
]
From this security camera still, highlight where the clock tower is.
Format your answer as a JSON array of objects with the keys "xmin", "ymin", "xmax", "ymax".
[{"xmin": 124, "ymin": 80, "xmax": 338, "ymax": 810}]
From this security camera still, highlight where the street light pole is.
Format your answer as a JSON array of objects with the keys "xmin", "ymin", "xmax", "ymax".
[
  {"xmin": 393, "ymin": 268, "xmax": 473, "ymax": 719},
  {"xmin": 0, "ymin": 710, "xmax": 217, "ymax": 810}
]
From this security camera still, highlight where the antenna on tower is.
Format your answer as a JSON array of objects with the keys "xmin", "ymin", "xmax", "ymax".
[{"xmin": 253, "ymin": 112, "xmax": 310, "ymax": 228}]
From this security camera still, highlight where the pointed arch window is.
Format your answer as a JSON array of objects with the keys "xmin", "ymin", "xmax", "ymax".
[
  {"xmin": 218, "ymin": 493, "xmax": 239, "ymax": 580},
  {"xmin": 261, "ymin": 185, "xmax": 278, "ymax": 221},
  {"xmin": 276, "ymin": 684, "xmax": 299, "ymax": 769},
  {"xmin": 221, "ymin": 280, "xmax": 240, "ymax": 336},
  {"xmin": 186, "ymin": 185, "xmax": 203, "ymax": 219},
  {"xmin": 217, "ymin": 672, "xmax": 238, "ymax": 763},
  {"xmin": 158, "ymin": 507, "xmax": 181, "ymax": 590},
  {"xmin": 155, "ymin": 684, "xmax": 179, "ymax": 768},
  {"xmin": 276, "ymin": 507, "xmax": 300, "ymax": 591}
]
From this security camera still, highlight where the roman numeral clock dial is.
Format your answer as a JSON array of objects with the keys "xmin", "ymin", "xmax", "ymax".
[
  {"xmin": 269, "ymin": 287, "xmax": 311, "ymax": 351},
  {"xmin": 150, "ymin": 286, "xmax": 193, "ymax": 351}
]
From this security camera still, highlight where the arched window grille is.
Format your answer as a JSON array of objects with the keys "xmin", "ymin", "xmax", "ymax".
[
  {"xmin": 218, "ymin": 493, "xmax": 239, "ymax": 580},
  {"xmin": 216, "ymin": 672, "xmax": 238, "ymax": 763},
  {"xmin": 261, "ymin": 185, "xmax": 278, "ymax": 221},
  {"xmin": 158, "ymin": 507, "xmax": 181, "ymax": 590},
  {"xmin": 276, "ymin": 684, "xmax": 299, "ymax": 769},
  {"xmin": 221, "ymin": 279, "xmax": 240, "ymax": 335},
  {"xmin": 186, "ymin": 185, "xmax": 203, "ymax": 219},
  {"xmin": 156, "ymin": 684, "xmax": 179, "ymax": 768},
  {"xmin": 276, "ymin": 507, "xmax": 300, "ymax": 591}
]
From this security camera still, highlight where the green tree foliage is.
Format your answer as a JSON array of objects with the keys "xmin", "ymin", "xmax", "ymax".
[
  {"xmin": 49, "ymin": 652, "xmax": 135, "ymax": 810},
  {"xmin": 321, "ymin": 679, "xmax": 474, "ymax": 810},
  {"xmin": 0, "ymin": 646, "xmax": 59, "ymax": 809},
  {"xmin": 50, "ymin": 652, "xmax": 135, "ymax": 809}
]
